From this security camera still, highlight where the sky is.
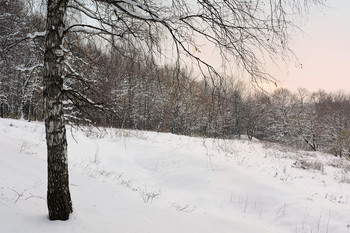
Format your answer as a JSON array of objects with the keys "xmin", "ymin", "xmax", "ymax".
[
  {"xmin": 33, "ymin": 0, "xmax": 348, "ymax": 94},
  {"xmin": 275, "ymin": 0, "xmax": 350, "ymax": 93},
  {"xmin": 184, "ymin": 0, "xmax": 350, "ymax": 93}
]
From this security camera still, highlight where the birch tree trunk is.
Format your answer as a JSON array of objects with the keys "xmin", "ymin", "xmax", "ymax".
[{"xmin": 43, "ymin": 0, "xmax": 72, "ymax": 220}]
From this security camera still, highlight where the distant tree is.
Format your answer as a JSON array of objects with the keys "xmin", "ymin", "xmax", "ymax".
[
  {"xmin": 314, "ymin": 91, "xmax": 350, "ymax": 155},
  {"xmin": 244, "ymin": 91, "xmax": 270, "ymax": 140},
  {"xmin": 0, "ymin": 0, "xmax": 44, "ymax": 120},
  {"xmin": 223, "ymin": 81, "xmax": 246, "ymax": 138},
  {"xmin": 290, "ymin": 89, "xmax": 319, "ymax": 151},
  {"xmin": 266, "ymin": 88, "xmax": 294, "ymax": 143}
]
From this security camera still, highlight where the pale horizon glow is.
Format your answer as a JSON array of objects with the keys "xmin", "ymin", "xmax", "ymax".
[
  {"xmin": 189, "ymin": 0, "xmax": 350, "ymax": 94},
  {"xmin": 275, "ymin": 0, "xmax": 350, "ymax": 93}
]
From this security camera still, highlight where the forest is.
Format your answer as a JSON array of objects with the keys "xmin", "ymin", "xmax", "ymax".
[{"xmin": 1, "ymin": 0, "xmax": 350, "ymax": 160}]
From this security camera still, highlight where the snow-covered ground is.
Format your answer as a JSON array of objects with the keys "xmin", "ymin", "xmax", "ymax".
[{"xmin": 1, "ymin": 118, "xmax": 350, "ymax": 233}]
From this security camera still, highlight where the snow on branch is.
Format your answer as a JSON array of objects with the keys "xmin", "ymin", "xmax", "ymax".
[
  {"xmin": 64, "ymin": 61, "xmax": 80, "ymax": 77},
  {"xmin": 15, "ymin": 64, "xmax": 43, "ymax": 72},
  {"xmin": 5, "ymin": 31, "xmax": 46, "ymax": 53},
  {"xmin": 64, "ymin": 24, "xmax": 111, "ymax": 35},
  {"xmin": 26, "ymin": 31, "xmax": 46, "ymax": 39}
]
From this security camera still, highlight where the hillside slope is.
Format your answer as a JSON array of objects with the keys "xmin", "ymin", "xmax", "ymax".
[{"xmin": 0, "ymin": 118, "xmax": 349, "ymax": 233}]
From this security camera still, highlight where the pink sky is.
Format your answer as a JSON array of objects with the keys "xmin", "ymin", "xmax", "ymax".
[
  {"xmin": 174, "ymin": 1, "xmax": 349, "ymax": 93},
  {"xmin": 276, "ymin": 0, "xmax": 350, "ymax": 92}
]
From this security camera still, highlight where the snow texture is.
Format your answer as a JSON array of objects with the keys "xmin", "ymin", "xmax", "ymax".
[
  {"xmin": 0, "ymin": 118, "xmax": 349, "ymax": 232},
  {"xmin": 26, "ymin": 31, "xmax": 46, "ymax": 39}
]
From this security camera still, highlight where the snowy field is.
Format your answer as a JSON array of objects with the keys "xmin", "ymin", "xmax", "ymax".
[{"xmin": 0, "ymin": 118, "xmax": 350, "ymax": 233}]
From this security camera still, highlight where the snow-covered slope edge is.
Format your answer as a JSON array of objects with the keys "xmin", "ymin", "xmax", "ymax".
[{"xmin": 0, "ymin": 118, "xmax": 349, "ymax": 233}]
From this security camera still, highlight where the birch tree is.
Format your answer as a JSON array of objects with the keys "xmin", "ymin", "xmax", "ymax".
[{"xmin": 42, "ymin": 0, "xmax": 324, "ymax": 220}]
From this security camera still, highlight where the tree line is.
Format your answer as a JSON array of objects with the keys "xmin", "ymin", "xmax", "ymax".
[{"xmin": 1, "ymin": 0, "xmax": 349, "ymax": 159}]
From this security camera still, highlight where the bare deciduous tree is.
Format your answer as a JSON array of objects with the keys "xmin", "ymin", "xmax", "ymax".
[{"xmin": 42, "ymin": 0, "xmax": 324, "ymax": 220}]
